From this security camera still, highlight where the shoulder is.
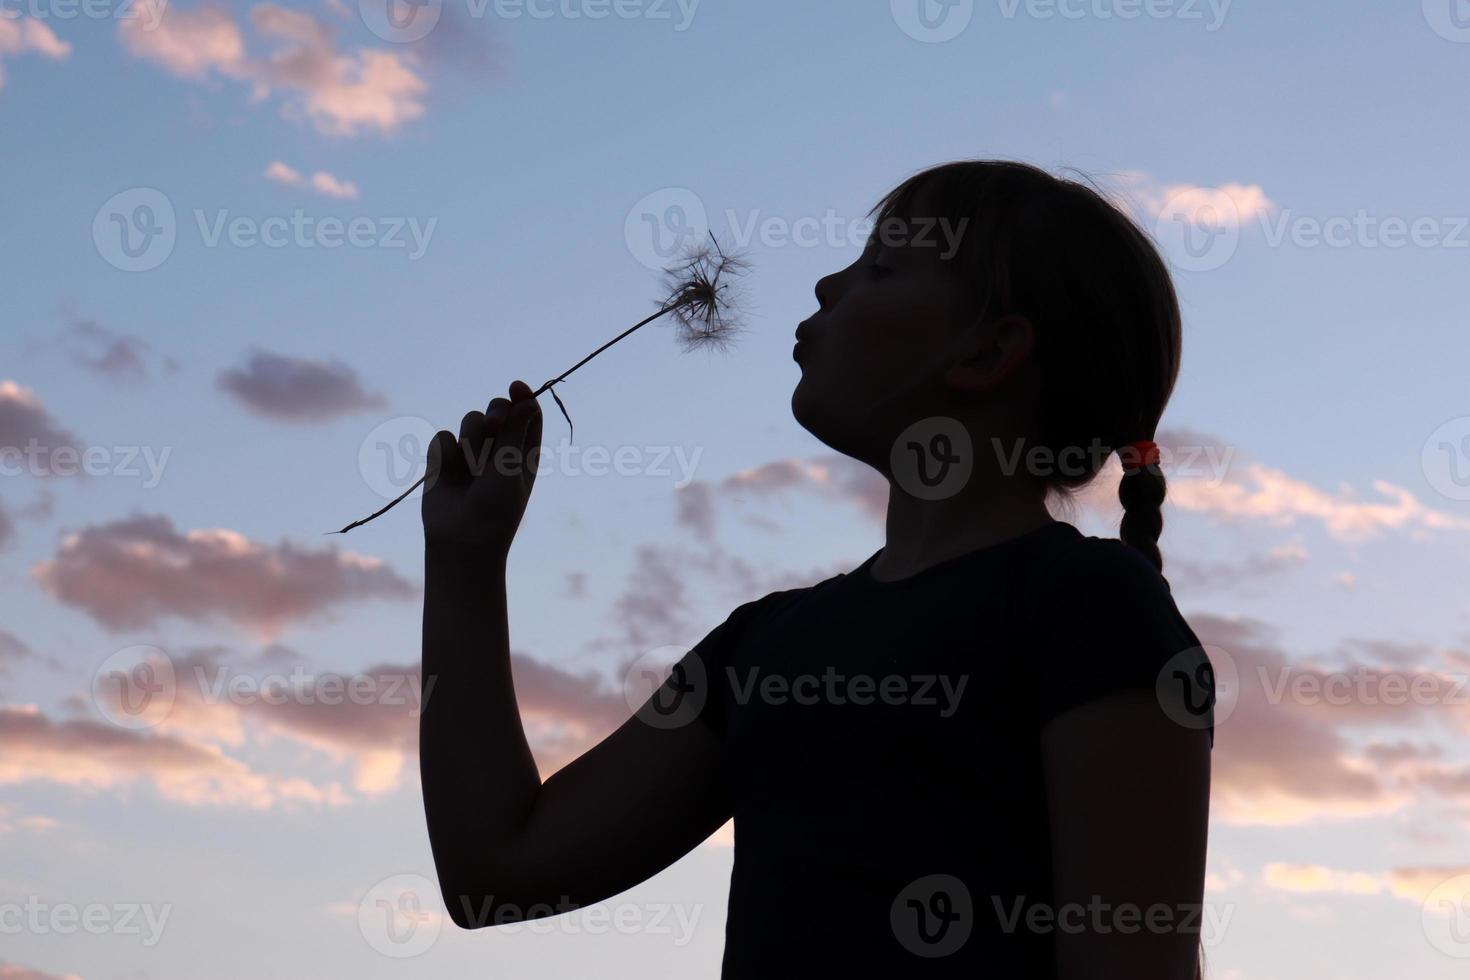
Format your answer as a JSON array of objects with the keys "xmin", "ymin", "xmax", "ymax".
[
  {"xmin": 1023, "ymin": 534, "xmax": 1213, "ymax": 738},
  {"xmin": 1029, "ymin": 533, "xmax": 1180, "ymax": 620}
]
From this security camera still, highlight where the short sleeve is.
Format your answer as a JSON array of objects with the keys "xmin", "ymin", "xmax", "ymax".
[
  {"xmin": 667, "ymin": 596, "xmax": 768, "ymax": 739},
  {"xmin": 1025, "ymin": 539, "xmax": 1215, "ymax": 746}
]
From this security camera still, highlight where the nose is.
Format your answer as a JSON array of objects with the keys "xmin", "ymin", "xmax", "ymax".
[{"xmin": 814, "ymin": 269, "xmax": 840, "ymax": 311}]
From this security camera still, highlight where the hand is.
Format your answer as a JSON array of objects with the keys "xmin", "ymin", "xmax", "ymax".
[{"xmin": 423, "ymin": 379, "xmax": 543, "ymax": 567}]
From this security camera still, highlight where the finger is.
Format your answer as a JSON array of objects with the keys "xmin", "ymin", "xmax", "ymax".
[
  {"xmin": 426, "ymin": 429, "xmax": 465, "ymax": 490},
  {"xmin": 459, "ymin": 410, "xmax": 489, "ymax": 476},
  {"xmin": 498, "ymin": 381, "xmax": 542, "ymax": 467},
  {"xmin": 484, "ymin": 396, "xmax": 512, "ymax": 430}
]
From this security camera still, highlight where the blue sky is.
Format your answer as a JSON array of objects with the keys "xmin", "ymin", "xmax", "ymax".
[{"xmin": 4, "ymin": 1, "xmax": 1470, "ymax": 977}]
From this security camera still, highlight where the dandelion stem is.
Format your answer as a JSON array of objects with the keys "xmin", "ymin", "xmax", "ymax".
[{"xmin": 326, "ymin": 300, "xmax": 688, "ymax": 536}]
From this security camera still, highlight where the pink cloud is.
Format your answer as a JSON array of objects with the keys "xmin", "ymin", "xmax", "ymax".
[
  {"xmin": 90, "ymin": 644, "xmax": 633, "ymax": 797},
  {"xmin": 1107, "ymin": 171, "xmax": 1275, "ymax": 229},
  {"xmin": 117, "ymin": 3, "xmax": 245, "ymax": 78},
  {"xmin": 31, "ymin": 514, "xmax": 416, "ymax": 636},
  {"xmin": 119, "ymin": 3, "xmax": 427, "ymax": 137},
  {"xmin": 0, "ymin": 704, "xmax": 346, "ymax": 809},
  {"xmin": 0, "ymin": 15, "xmax": 72, "ymax": 92},
  {"xmin": 263, "ymin": 160, "xmax": 360, "ymax": 199},
  {"xmin": 0, "ymin": 963, "xmax": 83, "ymax": 980}
]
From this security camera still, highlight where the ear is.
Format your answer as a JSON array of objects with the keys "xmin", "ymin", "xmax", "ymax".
[{"xmin": 943, "ymin": 314, "xmax": 1036, "ymax": 394}]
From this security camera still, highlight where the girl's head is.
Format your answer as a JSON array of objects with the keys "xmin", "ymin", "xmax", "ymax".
[{"xmin": 792, "ymin": 159, "xmax": 1182, "ymax": 571}]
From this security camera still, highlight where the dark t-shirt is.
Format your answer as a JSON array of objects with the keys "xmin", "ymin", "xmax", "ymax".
[{"xmin": 674, "ymin": 520, "xmax": 1215, "ymax": 977}]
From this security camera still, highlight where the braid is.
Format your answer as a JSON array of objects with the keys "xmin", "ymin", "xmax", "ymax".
[{"xmin": 1118, "ymin": 458, "xmax": 1166, "ymax": 573}]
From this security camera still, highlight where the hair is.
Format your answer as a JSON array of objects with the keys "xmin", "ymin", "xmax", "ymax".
[{"xmin": 868, "ymin": 160, "xmax": 1182, "ymax": 575}]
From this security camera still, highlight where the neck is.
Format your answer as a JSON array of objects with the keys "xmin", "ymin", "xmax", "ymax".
[{"xmin": 870, "ymin": 472, "xmax": 1055, "ymax": 583}]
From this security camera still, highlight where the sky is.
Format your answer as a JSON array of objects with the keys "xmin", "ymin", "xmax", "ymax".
[{"xmin": 3, "ymin": 0, "xmax": 1470, "ymax": 976}]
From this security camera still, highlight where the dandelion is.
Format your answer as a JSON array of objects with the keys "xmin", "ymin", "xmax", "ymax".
[{"xmin": 329, "ymin": 232, "xmax": 749, "ymax": 535}]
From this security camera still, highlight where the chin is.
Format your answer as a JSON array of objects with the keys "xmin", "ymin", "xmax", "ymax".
[{"xmin": 791, "ymin": 382, "xmax": 879, "ymax": 466}]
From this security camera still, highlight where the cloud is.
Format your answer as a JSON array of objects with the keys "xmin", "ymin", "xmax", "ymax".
[
  {"xmin": 1194, "ymin": 615, "xmax": 1407, "ymax": 826},
  {"xmin": 0, "ymin": 963, "xmax": 83, "ymax": 980},
  {"xmin": 1263, "ymin": 862, "xmax": 1383, "ymax": 896},
  {"xmin": 1167, "ymin": 540, "xmax": 1309, "ymax": 594},
  {"xmin": 216, "ymin": 348, "xmax": 386, "ymax": 423},
  {"xmin": 0, "ymin": 380, "xmax": 82, "ymax": 461},
  {"xmin": 263, "ymin": 160, "xmax": 360, "ymax": 199},
  {"xmin": 0, "ymin": 381, "xmax": 89, "ymax": 527},
  {"xmin": 1187, "ymin": 612, "xmax": 1470, "ymax": 827},
  {"xmin": 671, "ymin": 455, "xmax": 886, "ymax": 544},
  {"xmin": 119, "ymin": 3, "xmax": 427, "ymax": 137},
  {"xmin": 1386, "ymin": 865, "xmax": 1470, "ymax": 904},
  {"xmin": 0, "ymin": 704, "xmax": 347, "ymax": 809},
  {"xmin": 1260, "ymin": 861, "xmax": 1470, "ymax": 911},
  {"xmin": 0, "ymin": 803, "xmax": 59, "ymax": 836},
  {"xmin": 1168, "ymin": 463, "xmax": 1470, "ymax": 541},
  {"xmin": 90, "ymin": 643, "xmax": 633, "ymax": 797},
  {"xmin": 55, "ymin": 318, "xmax": 175, "ymax": 383},
  {"xmin": 0, "ymin": 15, "xmax": 72, "ymax": 92},
  {"xmin": 31, "ymin": 513, "xmax": 416, "ymax": 636},
  {"xmin": 1063, "ymin": 427, "xmax": 1470, "ymax": 542},
  {"xmin": 1107, "ymin": 171, "xmax": 1275, "ymax": 229},
  {"xmin": 678, "ymin": 434, "xmax": 1468, "ymax": 547},
  {"xmin": 0, "ymin": 630, "xmax": 33, "ymax": 674},
  {"xmin": 117, "ymin": 4, "xmax": 246, "ymax": 77}
]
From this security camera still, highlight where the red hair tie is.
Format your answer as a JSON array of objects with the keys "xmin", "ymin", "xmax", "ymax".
[{"xmin": 1118, "ymin": 439, "xmax": 1160, "ymax": 474}]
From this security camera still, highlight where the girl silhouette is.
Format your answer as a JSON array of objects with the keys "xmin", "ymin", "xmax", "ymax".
[{"xmin": 419, "ymin": 159, "xmax": 1215, "ymax": 978}]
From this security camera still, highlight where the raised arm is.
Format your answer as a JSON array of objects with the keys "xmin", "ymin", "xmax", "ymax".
[{"xmin": 419, "ymin": 381, "xmax": 730, "ymax": 930}]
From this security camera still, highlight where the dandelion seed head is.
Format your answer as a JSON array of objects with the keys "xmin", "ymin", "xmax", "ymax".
[{"xmin": 659, "ymin": 232, "xmax": 751, "ymax": 354}]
